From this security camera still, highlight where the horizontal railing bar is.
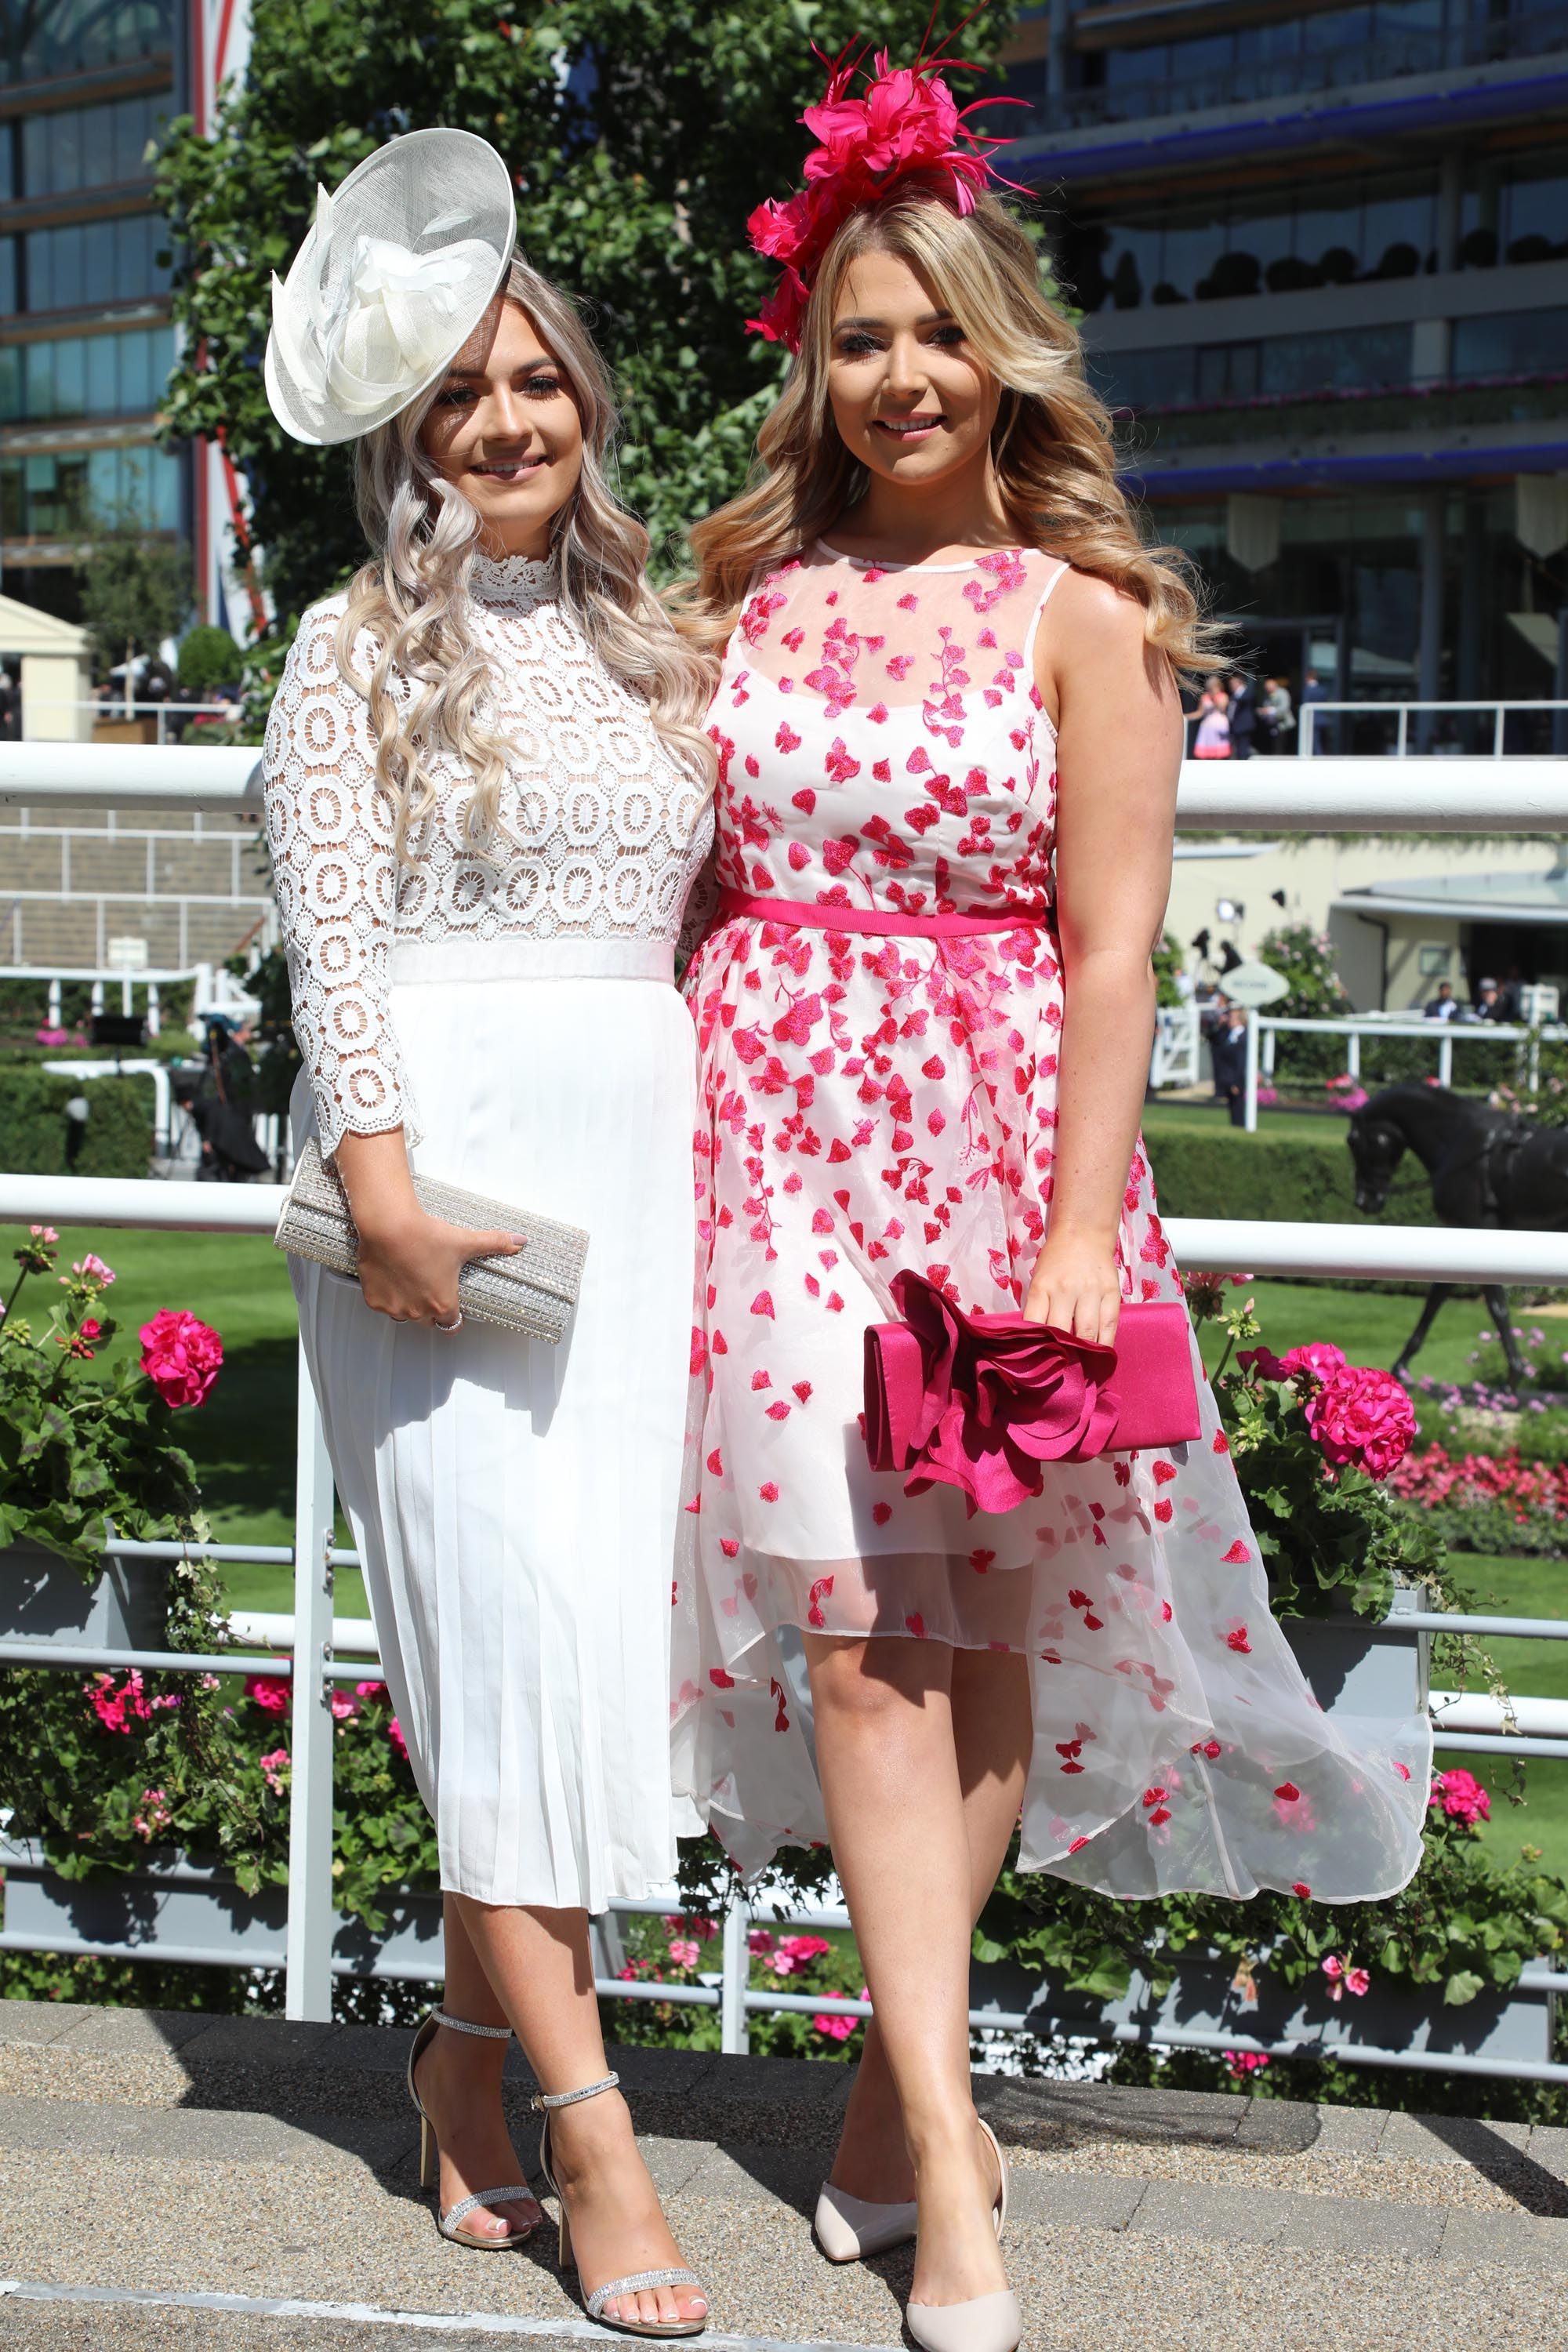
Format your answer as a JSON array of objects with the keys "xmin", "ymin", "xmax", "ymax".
[
  {"xmin": 8, "ymin": 745, "xmax": 1568, "ymax": 826},
  {"xmin": 0, "ymin": 1643, "xmax": 291, "ymax": 1675},
  {"xmin": 10, "ymin": 1174, "xmax": 1568, "ymax": 1287},
  {"xmin": 1519, "ymin": 1967, "xmax": 1568, "ymax": 1990},
  {"xmin": 1259, "ymin": 1017, "xmax": 1563, "ymax": 1041},
  {"xmin": 1399, "ymin": 1613, "xmax": 1568, "ymax": 1639},
  {"xmin": 108, "ymin": 1542, "xmax": 365, "ymax": 1571},
  {"xmin": 1428, "ymin": 1733, "xmax": 1568, "ymax": 1758}
]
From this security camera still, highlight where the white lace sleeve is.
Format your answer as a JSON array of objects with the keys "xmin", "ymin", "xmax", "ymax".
[{"xmin": 262, "ymin": 601, "xmax": 420, "ymax": 1156}]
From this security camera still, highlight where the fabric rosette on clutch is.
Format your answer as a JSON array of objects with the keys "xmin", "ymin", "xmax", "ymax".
[{"xmin": 863, "ymin": 1271, "xmax": 1201, "ymax": 1516}]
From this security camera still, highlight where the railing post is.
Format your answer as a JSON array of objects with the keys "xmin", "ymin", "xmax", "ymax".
[
  {"xmin": 1298, "ymin": 706, "xmax": 1312, "ymax": 757},
  {"xmin": 1347, "ymin": 1032, "xmax": 1360, "ymax": 1079},
  {"xmin": 1396, "ymin": 706, "xmax": 1408, "ymax": 758},
  {"xmin": 720, "ymin": 1893, "xmax": 751, "ymax": 2055},
  {"xmin": 1261, "ymin": 1022, "xmax": 1276, "ymax": 1078},
  {"xmin": 285, "ymin": 1341, "xmax": 336, "ymax": 2021},
  {"xmin": 1243, "ymin": 1008, "xmax": 1259, "ymax": 1133},
  {"xmin": 1494, "ymin": 704, "xmax": 1506, "ymax": 757},
  {"xmin": 1439, "ymin": 1033, "xmax": 1454, "ymax": 1089}
]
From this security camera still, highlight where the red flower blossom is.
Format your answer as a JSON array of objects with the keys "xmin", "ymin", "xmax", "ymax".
[{"xmin": 139, "ymin": 1308, "xmax": 223, "ymax": 1408}]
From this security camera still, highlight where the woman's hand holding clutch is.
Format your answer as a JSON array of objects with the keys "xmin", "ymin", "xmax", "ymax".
[
  {"xmin": 334, "ymin": 1130, "xmax": 521, "ymax": 1330},
  {"xmin": 1022, "ymin": 1229, "xmax": 1122, "ymax": 1347}
]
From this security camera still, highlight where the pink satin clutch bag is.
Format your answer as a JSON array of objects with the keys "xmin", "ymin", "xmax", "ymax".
[{"xmin": 863, "ymin": 1271, "xmax": 1201, "ymax": 1517}]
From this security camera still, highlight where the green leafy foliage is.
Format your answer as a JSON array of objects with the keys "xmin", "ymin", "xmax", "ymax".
[
  {"xmin": 77, "ymin": 523, "xmax": 193, "ymax": 683},
  {"xmin": 0, "ymin": 1069, "xmax": 154, "ymax": 1180},
  {"xmin": 152, "ymin": 0, "xmax": 1025, "ymax": 622},
  {"xmin": 176, "ymin": 625, "xmax": 245, "ymax": 695},
  {"xmin": 0, "ymin": 1230, "xmax": 202, "ymax": 1567},
  {"xmin": 1147, "ymin": 1123, "xmax": 1430, "ymax": 1228}
]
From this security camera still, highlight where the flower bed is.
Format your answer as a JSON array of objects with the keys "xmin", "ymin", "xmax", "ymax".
[{"xmin": 1389, "ymin": 1443, "xmax": 1568, "ymax": 1557}]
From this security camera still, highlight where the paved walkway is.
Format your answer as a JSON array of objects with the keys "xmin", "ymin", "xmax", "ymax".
[{"xmin": 0, "ymin": 2001, "xmax": 1563, "ymax": 2350}]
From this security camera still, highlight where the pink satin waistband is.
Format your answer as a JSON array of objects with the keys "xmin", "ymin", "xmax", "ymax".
[{"xmin": 717, "ymin": 890, "xmax": 1047, "ymax": 939}]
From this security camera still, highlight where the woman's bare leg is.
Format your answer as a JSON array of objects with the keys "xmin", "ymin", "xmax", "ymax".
[
  {"xmin": 803, "ymin": 1634, "xmax": 1016, "ymax": 2309},
  {"xmin": 410, "ymin": 1896, "xmax": 542, "ymax": 2243},
  {"xmin": 452, "ymin": 1895, "xmax": 706, "ymax": 2330},
  {"xmin": 826, "ymin": 1648, "xmax": 1032, "ymax": 2206}
]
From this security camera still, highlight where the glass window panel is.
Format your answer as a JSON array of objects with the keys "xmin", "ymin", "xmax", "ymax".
[
  {"xmin": 0, "ymin": 238, "xmax": 13, "ymax": 314},
  {"xmin": 1169, "ymin": 33, "xmax": 1235, "ymax": 76},
  {"xmin": 150, "ymin": 445, "xmax": 180, "ymax": 532},
  {"xmin": 0, "ymin": 347, "xmax": 20, "ymax": 421},
  {"xmin": 1304, "ymin": 6, "xmax": 1372, "ymax": 49},
  {"xmin": 23, "ymin": 228, "xmax": 47, "ymax": 310},
  {"xmin": 87, "ymin": 446, "xmax": 122, "ymax": 524},
  {"xmin": 24, "ymin": 340, "xmax": 54, "ymax": 418},
  {"xmin": 149, "ymin": 325, "xmax": 173, "ymax": 403},
  {"xmin": 1294, "ymin": 183, "xmax": 1364, "ymax": 276},
  {"xmin": 1501, "ymin": 165, "xmax": 1568, "ymax": 259},
  {"xmin": 1453, "ymin": 308, "xmax": 1568, "ymax": 376},
  {"xmin": 55, "ymin": 224, "xmax": 85, "ymax": 310},
  {"xmin": 86, "ymin": 332, "xmax": 118, "ymax": 411},
  {"xmin": 87, "ymin": 220, "xmax": 121, "ymax": 305},
  {"xmin": 0, "ymin": 122, "xmax": 14, "ymax": 202},
  {"xmin": 22, "ymin": 111, "xmax": 49, "ymax": 196},
  {"xmin": 53, "ymin": 336, "xmax": 85, "ymax": 415},
  {"xmin": 1103, "ymin": 43, "xmax": 1164, "ymax": 88},
  {"xmin": 1363, "ymin": 176, "xmax": 1437, "ymax": 274},
  {"xmin": 82, "ymin": 103, "xmax": 115, "ymax": 189},
  {"xmin": 1163, "ymin": 198, "xmax": 1229, "ymax": 302}
]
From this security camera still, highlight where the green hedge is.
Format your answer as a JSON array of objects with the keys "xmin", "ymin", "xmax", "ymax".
[
  {"xmin": 1145, "ymin": 1123, "xmax": 1429, "ymax": 1227},
  {"xmin": 0, "ymin": 1069, "xmax": 154, "ymax": 1178}
]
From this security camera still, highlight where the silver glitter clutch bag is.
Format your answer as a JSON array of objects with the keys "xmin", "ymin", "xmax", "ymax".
[{"xmin": 274, "ymin": 1138, "xmax": 588, "ymax": 1343}]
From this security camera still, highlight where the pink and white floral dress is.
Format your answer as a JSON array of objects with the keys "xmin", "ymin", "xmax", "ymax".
[{"xmin": 671, "ymin": 542, "xmax": 1429, "ymax": 1901}]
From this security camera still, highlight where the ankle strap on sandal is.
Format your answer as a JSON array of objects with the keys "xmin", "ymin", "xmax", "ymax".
[
  {"xmin": 434, "ymin": 2008, "xmax": 513, "ymax": 2039},
  {"xmin": 531, "ymin": 2069, "xmax": 619, "ymax": 2113}
]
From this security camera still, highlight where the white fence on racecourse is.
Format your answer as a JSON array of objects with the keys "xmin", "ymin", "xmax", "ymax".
[
  {"xmin": 1297, "ymin": 701, "xmax": 1568, "ymax": 758},
  {"xmin": 1243, "ymin": 1013, "xmax": 1568, "ymax": 1133},
  {"xmin": 5, "ymin": 748, "xmax": 1568, "ymax": 2074}
]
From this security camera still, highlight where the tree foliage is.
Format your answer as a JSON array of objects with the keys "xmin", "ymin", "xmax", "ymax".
[
  {"xmin": 78, "ymin": 525, "xmax": 192, "ymax": 681},
  {"xmin": 153, "ymin": 0, "xmax": 1022, "ymax": 626}
]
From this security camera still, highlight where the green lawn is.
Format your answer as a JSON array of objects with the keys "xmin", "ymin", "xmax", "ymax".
[
  {"xmin": 1198, "ymin": 1278, "xmax": 1497, "ymax": 1393},
  {"xmin": 1428, "ymin": 1552, "xmax": 1568, "ymax": 1882},
  {"xmin": 1143, "ymin": 1099, "xmax": 1345, "ymax": 1144}
]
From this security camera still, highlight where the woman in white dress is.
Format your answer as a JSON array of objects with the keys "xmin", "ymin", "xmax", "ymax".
[{"xmin": 262, "ymin": 132, "xmax": 713, "ymax": 2335}]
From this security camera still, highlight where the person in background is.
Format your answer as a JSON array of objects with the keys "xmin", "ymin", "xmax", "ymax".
[
  {"xmin": 1301, "ymin": 667, "xmax": 1330, "ymax": 753},
  {"xmin": 1424, "ymin": 979, "xmax": 1460, "ymax": 1022},
  {"xmin": 191, "ymin": 1016, "xmax": 269, "ymax": 1181},
  {"xmin": 1258, "ymin": 675, "xmax": 1293, "ymax": 755},
  {"xmin": 0, "ymin": 666, "xmax": 20, "ymax": 742},
  {"xmin": 1207, "ymin": 1001, "xmax": 1250, "ymax": 1124},
  {"xmin": 1192, "ymin": 686, "xmax": 1231, "ymax": 758},
  {"xmin": 1226, "ymin": 671, "xmax": 1256, "ymax": 760},
  {"xmin": 1472, "ymin": 978, "xmax": 1512, "ymax": 1025}
]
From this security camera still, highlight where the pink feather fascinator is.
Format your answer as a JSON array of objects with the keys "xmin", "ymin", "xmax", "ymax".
[{"xmin": 746, "ymin": 20, "xmax": 1023, "ymax": 352}]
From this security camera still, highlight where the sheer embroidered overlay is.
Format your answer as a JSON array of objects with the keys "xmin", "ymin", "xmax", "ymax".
[
  {"xmin": 671, "ymin": 544, "xmax": 1430, "ymax": 1902},
  {"xmin": 263, "ymin": 552, "xmax": 713, "ymax": 1155}
]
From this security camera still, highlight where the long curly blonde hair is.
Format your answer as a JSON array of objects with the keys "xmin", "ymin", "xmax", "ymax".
[
  {"xmin": 683, "ymin": 187, "xmax": 1210, "ymax": 670},
  {"xmin": 339, "ymin": 254, "xmax": 717, "ymax": 860}
]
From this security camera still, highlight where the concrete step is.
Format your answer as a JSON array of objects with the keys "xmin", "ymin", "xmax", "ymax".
[{"xmin": 1, "ymin": 2002, "xmax": 1565, "ymax": 2350}]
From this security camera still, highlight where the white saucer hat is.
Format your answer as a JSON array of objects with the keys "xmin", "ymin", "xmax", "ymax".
[{"xmin": 265, "ymin": 128, "xmax": 517, "ymax": 447}]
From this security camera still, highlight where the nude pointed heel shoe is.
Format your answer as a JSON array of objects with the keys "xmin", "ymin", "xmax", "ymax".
[
  {"xmin": 813, "ymin": 2182, "xmax": 918, "ymax": 2263},
  {"xmin": 406, "ymin": 2008, "xmax": 541, "ymax": 2249},
  {"xmin": 906, "ymin": 2119, "xmax": 1019, "ymax": 2352},
  {"xmin": 535, "ymin": 2072, "xmax": 707, "ymax": 2339}
]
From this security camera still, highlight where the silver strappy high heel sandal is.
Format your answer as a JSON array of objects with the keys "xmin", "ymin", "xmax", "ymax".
[
  {"xmin": 406, "ymin": 2008, "xmax": 542, "ymax": 2250},
  {"xmin": 534, "ymin": 2072, "xmax": 707, "ymax": 2338}
]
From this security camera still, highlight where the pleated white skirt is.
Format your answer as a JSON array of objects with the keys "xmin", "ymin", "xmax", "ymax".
[{"xmin": 291, "ymin": 969, "xmax": 698, "ymax": 1910}]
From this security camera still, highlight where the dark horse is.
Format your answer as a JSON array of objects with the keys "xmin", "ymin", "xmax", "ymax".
[{"xmin": 1347, "ymin": 1084, "xmax": 1568, "ymax": 1384}]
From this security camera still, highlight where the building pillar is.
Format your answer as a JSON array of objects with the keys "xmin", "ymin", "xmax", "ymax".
[
  {"xmin": 1047, "ymin": 0, "xmax": 1071, "ymax": 96},
  {"xmin": 1416, "ymin": 490, "xmax": 1446, "ymax": 750},
  {"xmin": 1457, "ymin": 492, "xmax": 1486, "ymax": 705}
]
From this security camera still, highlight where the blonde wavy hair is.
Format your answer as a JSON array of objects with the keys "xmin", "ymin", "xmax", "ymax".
[
  {"xmin": 339, "ymin": 255, "xmax": 717, "ymax": 859},
  {"xmin": 683, "ymin": 187, "xmax": 1212, "ymax": 671}
]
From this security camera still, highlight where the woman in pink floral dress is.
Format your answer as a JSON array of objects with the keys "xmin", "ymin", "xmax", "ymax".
[{"xmin": 670, "ymin": 48, "xmax": 1429, "ymax": 2352}]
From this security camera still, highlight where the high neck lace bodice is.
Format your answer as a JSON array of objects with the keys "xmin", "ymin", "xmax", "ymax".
[
  {"xmin": 469, "ymin": 549, "xmax": 560, "ymax": 610},
  {"xmin": 263, "ymin": 576, "xmax": 713, "ymax": 1156}
]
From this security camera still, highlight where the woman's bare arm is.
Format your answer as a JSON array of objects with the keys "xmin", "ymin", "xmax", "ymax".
[{"xmin": 1023, "ymin": 572, "xmax": 1183, "ymax": 1344}]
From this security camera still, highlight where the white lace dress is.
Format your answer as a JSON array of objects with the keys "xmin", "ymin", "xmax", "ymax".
[{"xmin": 263, "ymin": 551, "xmax": 713, "ymax": 1909}]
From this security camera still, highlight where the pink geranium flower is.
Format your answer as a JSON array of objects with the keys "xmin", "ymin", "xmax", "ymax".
[
  {"xmin": 1431, "ymin": 1768, "xmax": 1490, "ymax": 1824},
  {"xmin": 388, "ymin": 1716, "xmax": 409, "ymax": 1762},
  {"xmin": 244, "ymin": 1674, "xmax": 290, "ymax": 1716},
  {"xmin": 139, "ymin": 1308, "xmax": 223, "ymax": 1408},
  {"xmin": 132, "ymin": 1787, "xmax": 172, "ymax": 1841},
  {"xmin": 1305, "ymin": 1363, "xmax": 1415, "ymax": 1480},
  {"xmin": 328, "ymin": 1687, "xmax": 358, "ymax": 1722},
  {"xmin": 814, "ymin": 2013, "xmax": 857, "ymax": 2041},
  {"xmin": 667, "ymin": 1938, "xmax": 701, "ymax": 1970},
  {"xmin": 748, "ymin": 1927, "xmax": 777, "ymax": 1956},
  {"xmin": 260, "ymin": 1746, "xmax": 289, "ymax": 1794}
]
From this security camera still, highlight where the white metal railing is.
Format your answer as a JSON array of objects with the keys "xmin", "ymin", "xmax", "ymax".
[
  {"xmin": 1243, "ymin": 1012, "xmax": 1568, "ymax": 1131},
  {"xmin": 1150, "ymin": 1001, "xmax": 1201, "ymax": 1090},
  {"xmin": 5, "ymin": 746, "xmax": 1568, "ymax": 2080},
  {"xmin": 0, "ymin": 960, "xmax": 262, "ymax": 1038},
  {"xmin": 31, "ymin": 698, "xmax": 238, "ymax": 747},
  {"xmin": 1298, "ymin": 701, "xmax": 1568, "ymax": 759}
]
